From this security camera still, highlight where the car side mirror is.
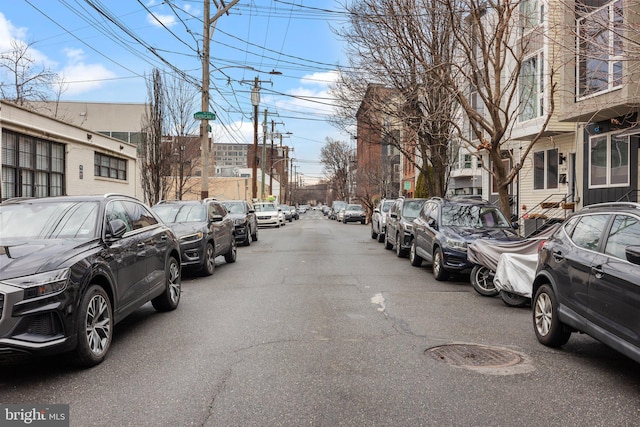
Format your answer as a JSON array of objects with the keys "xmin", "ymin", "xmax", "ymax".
[
  {"xmin": 625, "ymin": 245, "xmax": 640, "ymax": 265},
  {"xmin": 374, "ymin": 208, "xmax": 380, "ymax": 213},
  {"xmin": 106, "ymin": 219, "xmax": 127, "ymax": 241},
  {"xmin": 249, "ymin": 209, "xmax": 255, "ymax": 213},
  {"xmin": 211, "ymin": 214, "xmax": 223, "ymax": 222},
  {"xmin": 390, "ymin": 212, "xmax": 397, "ymax": 219},
  {"xmin": 427, "ymin": 218, "xmax": 437, "ymax": 229},
  {"xmin": 511, "ymin": 222, "xmax": 519, "ymax": 229}
]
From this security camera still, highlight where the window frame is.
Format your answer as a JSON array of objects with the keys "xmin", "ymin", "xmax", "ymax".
[
  {"xmin": 533, "ymin": 148, "xmax": 559, "ymax": 190},
  {"xmin": 576, "ymin": 0, "xmax": 624, "ymax": 99},
  {"xmin": 588, "ymin": 132, "xmax": 629, "ymax": 188}
]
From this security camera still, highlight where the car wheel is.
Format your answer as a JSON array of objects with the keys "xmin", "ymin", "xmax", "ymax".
[
  {"xmin": 377, "ymin": 228, "xmax": 385, "ymax": 243},
  {"xmin": 243, "ymin": 233, "xmax": 251, "ymax": 246},
  {"xmin": 74, "ymin": 285, "xmax": 113, "ymax": 367},
  {"xmin": 361, "ymin": 219, "xmax": 366, "ymax": 224},
  {"xmin": 432, "ymin": 247, "xmax": 449, "ymax": 281},
  {"xmin": 384, "ymin": 230, "xmax": 393, "ymax": 250},
  {"xmin": 152, "ymin": 255, "xmax": 181, "ymax": 312},
  {"xmin": 200, "ymin": 242, "xmax": 216, "ymax": 276},
  {"xmin": 371, "ymin": 225, "xmax": 378, "ymax": 240},
  {"xmin": 396, "ymin": 233, "xmax": 406, "ymax": 257},
  {"xmin": 409, "ymin": 241, "xmax": 422, "ymax": 267},
  {"xmin": 251, "ymin": 227, "xmax": 258, "ymax": 241},
  {"xmin": 470, "ymin": 265, "xmax": 499, "ymax": 297},
  {"xmin": 500, "ymin": 291, "xmax": 529, "ymax": 308},
  {"xmin": 533, "ymin": 284, "xmax": 571, "ymax": 346},
  {"xmin": 224, "ymin": 238, "xmax": 237, "ymax": 263}
]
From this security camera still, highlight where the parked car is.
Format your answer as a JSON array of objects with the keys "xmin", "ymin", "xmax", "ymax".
[
  {"xmin": 384, "ymin": 198, "xmax": 428, "ymax": 257},
  {"xmin": 532, "ymin": 202, "xmax": 640, "ymax": 364},
  {"xmin": 254, "ymin": 202, "xmax": 282, "ymax": 228},
  {"xmin": 220, "ymin": 200, "xmax": 258, "ymax": 246},
  {"xmin": 410, "ymin": 197, "xmax": 520, "ymax": 280},
  {"xmin": 371, "ymin": 198, "xmax": 395, "ymax": 242},
  {"xmin": 0, "ymin": 194, "xmax": 181, "ymax": 366},
  {"xmin": 336, "ymin": 207, "xmax": 346, "ymax": 222},
  {"xmin": 343, "ymin": 204, "xmax": 366, "ymax": 224},
  {"xmin": 153, "ymin": 200, "xmax": 236, "ymax": 276},
  {"xmin": 290, "ymin": 206, "xmax": 299, "ymax": 220},
  {"xmin": 330, "ymin": 201, "xmax": 347, "ymax": 220},
  {"xmin": 278, "ymin": 204, "xmax": 293, "ymax": 222}
]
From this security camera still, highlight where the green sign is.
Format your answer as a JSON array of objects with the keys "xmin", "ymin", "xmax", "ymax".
[
  {"xmin": 404, "ymin": 181, "xmax": 411, "ymax": 190},
  {"xmin": 194, "ymin": 111, "xmax": 216, "ymax": 120}
]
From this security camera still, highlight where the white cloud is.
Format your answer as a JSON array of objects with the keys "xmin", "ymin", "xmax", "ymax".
[
  {"xmin": 300, "ymin": 70, "xmax": 340, "ymax": 87},
  {"xmin": 58, "ymin": 51, "xmax": 117, "ymax": 96},
  {"xmin": 146, "ymin": 13, "xmax": 176, "ymax": 28}
]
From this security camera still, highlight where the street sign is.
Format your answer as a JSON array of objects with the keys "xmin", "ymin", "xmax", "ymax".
[{"xmin": 194, "ymin": 111, "xmax": 216, "ymax": 120}]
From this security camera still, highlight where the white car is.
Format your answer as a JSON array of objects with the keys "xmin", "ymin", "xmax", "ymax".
[{"xmin": 254, "ymin": 202, "xmax": 282, "ymax": 228}]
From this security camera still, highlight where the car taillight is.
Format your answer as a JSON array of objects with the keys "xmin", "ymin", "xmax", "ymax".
[{"xmin": 537, "ymin": 240, "xmax": 547, "ymax": 253}]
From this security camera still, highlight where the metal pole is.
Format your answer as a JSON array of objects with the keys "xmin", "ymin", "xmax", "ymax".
[
  {"xmin": 252, "ymin": 77, "xmax": 259, "ymax": 199},
  {"xmin": 261, "ymin": 109, "xmax": 267, "ymax": 199},
  {"xmin": 269, "ymin": 120, "xmax": 275, "ymax": 197}
]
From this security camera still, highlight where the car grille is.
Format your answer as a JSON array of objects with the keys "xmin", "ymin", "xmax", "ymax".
[{"xmin": 257, "ymin": 216, "xmax": 271, "ymax": 220}]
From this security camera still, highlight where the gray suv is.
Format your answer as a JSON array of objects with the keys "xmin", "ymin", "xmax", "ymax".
[{"xmin": 532, "ymin": 202, "xmax": 640, "ymax": 363}]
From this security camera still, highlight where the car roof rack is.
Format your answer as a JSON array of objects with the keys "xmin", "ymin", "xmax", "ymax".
[{"xmin": 583, "ymin": 202, "xmax": 640, "ymax": 210}]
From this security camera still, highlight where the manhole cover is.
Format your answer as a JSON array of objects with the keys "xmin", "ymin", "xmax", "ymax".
[{"xmin": 426, "ymin": 344, "xmax": 522, "ymax": 368}]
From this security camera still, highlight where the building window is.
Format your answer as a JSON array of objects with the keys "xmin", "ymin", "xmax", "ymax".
[
  {"xmin": 589, "ymin": 133, "xmax": 628, "ymax": 187},
  {"xmin": 1, "ymin": 130, "xmax": 65, "ymax": 200},
  {"xmin": 463, "ymin": 154, "xmax": 473, "ymax": 169},
  {"xmin": 94, "ymin": 153, "xmax": 127, "ymax": 181},
  {"xmin": 520, "ymin": 0, "xmax": 544, "ymax": 32},
  {"xmin": 533, "ymin": 148, "xmax": 558, "ymax": 190},
  {"xmin": 577, "ymin": 0, "xmax": 623, "ymax": 98},
  {"xmin": 519, "ymin": 51, "xmax": 544, "ymax": 121}
]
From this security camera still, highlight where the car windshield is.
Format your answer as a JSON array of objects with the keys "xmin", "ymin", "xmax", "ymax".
[
  {"xmin": 0, "ymin": 201, "xmax": 99, "ymax": 239},
  {"xmin": 347, "ymin": 204, "xmax": 363, "ymax": 211},
  {"xmin": 441, "ymin": 204, "xmax": 511, "ymax": 228},
  {"xmin": 222, "ymin": 202, "xmax": 245, "ymax": 214},
  {"xmin": 382, "ymin": 201, "xmax": 394, "ymax": 212},
  {"xmin": 402, "ymin": 200, "xmax": 425, "ymax": 220},
  {"xmin": 254, "ymin": 203, "xmax": 276, "ymax": 212},
  {"xmin": 153, "ymin": 204, "xmax": 206, "ymax": 223}
]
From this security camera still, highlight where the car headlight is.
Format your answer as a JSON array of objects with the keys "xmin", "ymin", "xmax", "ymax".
[
  {"xmin": 2, "ymin": 268, "xmax": 69, "ymax": 300},
  {"xmin": 444, "ymin": 237, "xmax": 467, "ymax": 252},
  {"xmin": 180, "ymin": 232, "xmax": 203, "ymax": 243},
  {"xmin": 234, "ymin": 218, "xmax": 247, "ymax": 226}
]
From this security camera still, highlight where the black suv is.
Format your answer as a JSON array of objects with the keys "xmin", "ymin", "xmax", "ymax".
[
  {"xmin": 410, "ymin": 197, "xmax": 519, "ymax": 280},
  {"xmin": 0, "ymin": 194, "xmax": 181, "ymax": 366},
  {"xmin": 220, "ymin": 200, "xmax": 258, "ymax": 246},
  {"xmin": 152, "ymin": 199, "xmax": 236, "ymax": 275},
  {"xmin": 532, "ymin": 202, "xmax": 640, "ymax": 363},
  {"xmin": 384, "ymin": 198, "xmax": 428, "ymax": 257}
]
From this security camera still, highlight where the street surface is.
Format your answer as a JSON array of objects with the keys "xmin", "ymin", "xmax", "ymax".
[{"xmin": 1, "ymin": 209, "xmax": 640, "ymax": 426}]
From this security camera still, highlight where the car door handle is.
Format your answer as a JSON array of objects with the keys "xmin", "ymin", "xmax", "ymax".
[
  {"xmin": 137, "ymin": 243, "xmax": 145, "ymax": 249},
  {"xmin": 591, "ymin": 265, "xmax": 604, "ymax": 279},
  {"xmin": 160, "ymin": 235, "xmax": 168, "ymax": 241},
  {"xmin": 552, "ymin": 250, "xmax": 564, "ymax": 262}
]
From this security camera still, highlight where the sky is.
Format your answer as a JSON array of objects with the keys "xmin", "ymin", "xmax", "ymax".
[{"xmin": 0, "ymin": 0, "xmax": 353, "ymax": 183}]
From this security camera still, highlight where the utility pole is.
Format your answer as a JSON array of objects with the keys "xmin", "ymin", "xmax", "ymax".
[
  {"xmin": 199, "ymin": 0, "xmax": 239, "ymax": 200},
  {"xmin": 261, "ymin": 109, "xmax": 268, "ymax": 199}
]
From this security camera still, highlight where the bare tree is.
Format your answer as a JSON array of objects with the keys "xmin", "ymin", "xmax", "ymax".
[
  {"xmin": 334, "ymin": 0, "xmax": 458, "ymax": 197},
  {"xmin": 165, "ymin": 72, "xmax": 200, "ymax": 199},
  {"xmin": 140, "ymin": 69, "xmax": 171, "ymax": 205},
  {"xmin": 438, "ymin": 0, "xmax": 557, "ymax": 217},
  {"xmin": 320, "ymin": 138, "xmax": 351, "ymax": 201},
  {"xmin": 0, "ymin": 40, "xmax": 56, "ymax": 106}
]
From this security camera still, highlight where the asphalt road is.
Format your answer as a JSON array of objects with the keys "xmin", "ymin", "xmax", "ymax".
[{"xmin": 1, "ymin": 209, "xmax": 639, "ymax": 426}]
